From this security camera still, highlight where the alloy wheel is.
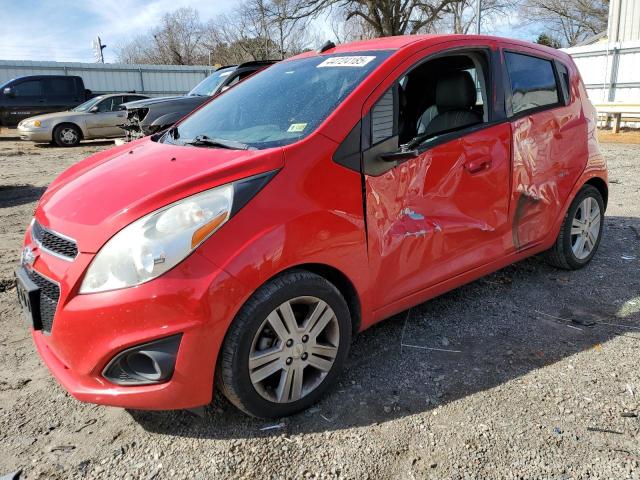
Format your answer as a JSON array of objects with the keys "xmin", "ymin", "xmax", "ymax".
[
  {"xmin": 570, "ymin": 196, "xmax": 601, "ymax": 260},
  {"xmin": 248, "ymin": 296, "xmax": 340, "ymax": 403}
]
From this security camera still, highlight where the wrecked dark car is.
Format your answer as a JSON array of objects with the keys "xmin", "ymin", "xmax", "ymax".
[{"xmin": 120, "ymin": 61, "xmax": 275, "ymax": 141}]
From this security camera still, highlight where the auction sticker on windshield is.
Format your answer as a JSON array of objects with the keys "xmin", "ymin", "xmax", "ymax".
[
  {"xmin": 317, "ymin": 56, "xmax": 376, "ymax": 68},
  {"xmin": 287, "ymin": 123, "xmax": 307, "ymax": 133}
]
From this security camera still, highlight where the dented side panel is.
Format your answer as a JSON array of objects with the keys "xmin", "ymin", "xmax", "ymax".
[
  {"xmin": 366, "ymin": 123, "xmax": 512, "ymax": 310},
  {"xmin": 510, "ymin": 74, "xmax": 588, "ymax": 251}
]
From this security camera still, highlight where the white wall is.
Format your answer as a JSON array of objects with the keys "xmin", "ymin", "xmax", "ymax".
[{"xmin": 565, "ymin": 40, "xmax": 640, "ymax": 104}]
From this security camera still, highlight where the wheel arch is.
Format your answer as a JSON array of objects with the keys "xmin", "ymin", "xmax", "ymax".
[
  {"xmin": 293, "ymin": 263, "xmax": 362, "ymax": 336},
  {"xmin": 584, "ymin": 177, "xmax": 608, "ymax": 211},
  {"xmin": 52, "ymin": 122, "xmax": 84, "ymax": 142}
]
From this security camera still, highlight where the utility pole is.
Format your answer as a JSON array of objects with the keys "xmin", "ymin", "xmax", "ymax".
[
  {"xmin": 476, "ymin": 0, "xmax": 482, "ymax": 34},
  {"xmin": 93, "ymin": 36, "xmax": 107, "ymax": 63}
]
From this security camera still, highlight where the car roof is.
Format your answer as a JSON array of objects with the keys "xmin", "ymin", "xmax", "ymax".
[
  {"xmin": 288, "ymin": 34, "xmax": 571, "ymax": 62},
  {"xmin": 92, "ymin": 93, "xmax": 149, "ymax": 100}
]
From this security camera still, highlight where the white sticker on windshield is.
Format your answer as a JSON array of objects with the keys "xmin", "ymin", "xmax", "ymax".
[
  {"xmin": 317, "ymin": 56, "xmax": 376, "ymax": 68},
  {"xmin": 287, "ymin": 123, "xmax": 307, "ymax": 133}
]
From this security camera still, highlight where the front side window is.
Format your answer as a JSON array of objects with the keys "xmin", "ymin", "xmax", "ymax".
[
  {"xmin": 505, "ymin": 52, "xmax": 559, "ymax": 115},
  {"xmin": 72, "ymin": 96, "xmax": 104, "ymax": 112},
  {"xmin": 373, "ymin": 52, "xmax": 490, "ymax": 148},
  {"xmin": 164, "ymin": 52, "xmax": 391, "ymax": 150},
  {"xmin": 13, "ymin": 80, "xmax": 43, "ymax": 96}
]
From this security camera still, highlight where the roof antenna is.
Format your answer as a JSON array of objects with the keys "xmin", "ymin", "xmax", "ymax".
[{"xmin": 317, "ymin": 40, "xmax": 336, "ymax": 54}]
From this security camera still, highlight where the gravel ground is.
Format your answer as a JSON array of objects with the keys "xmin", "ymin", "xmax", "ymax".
[{"xmin": 0, "ymin": 132, "xmax": 638, "ymax": 479}]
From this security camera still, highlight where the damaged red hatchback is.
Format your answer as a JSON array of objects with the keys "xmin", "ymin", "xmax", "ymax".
[{"xmin": 17, "ymin": 35, "xmax": 607, "ymax": 418}]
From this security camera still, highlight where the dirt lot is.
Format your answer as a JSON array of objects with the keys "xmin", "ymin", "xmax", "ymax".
[{"xmin": 0, "ymin": 132, "xmax": 639, "ymax": 480}]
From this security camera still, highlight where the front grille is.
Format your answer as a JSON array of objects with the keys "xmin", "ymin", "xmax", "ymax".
[
  {"xmin": 26, "ymin": 269, "xmax": 60, "ymax": 333},
  {"xmin": 32, "ymin": 221, "xmax": 78, "ymax": 260}
]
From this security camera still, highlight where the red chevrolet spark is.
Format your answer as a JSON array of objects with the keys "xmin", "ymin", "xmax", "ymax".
[{"xmin": 16, "ymin": 35, "xmax": 607, "ymax": 418}]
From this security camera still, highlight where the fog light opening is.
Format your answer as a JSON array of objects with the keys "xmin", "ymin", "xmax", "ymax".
[
  {"xmin": 126, "ymin": 352, "xmax": 162, "ymax": 381},
  {"xmin": 102, "ymin": 334, "xmax": 182, "ymax": 386}
]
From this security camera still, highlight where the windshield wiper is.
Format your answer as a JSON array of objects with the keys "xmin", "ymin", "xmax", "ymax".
[{"xmin": 184, "ymin": 135, "xmax": 249, "ymax": 150}]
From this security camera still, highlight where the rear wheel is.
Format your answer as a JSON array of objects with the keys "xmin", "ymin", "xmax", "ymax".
[
  {"xmin": 544, "ymin": 185, "xmax": 604, "ymax": 270},
  {"xmin": 217, "ymin": 270, "xmax": 351, "ymax": 418},
  {"xmin": 53, "ymin": 124, "xmax": 81, "ymax": 147}
]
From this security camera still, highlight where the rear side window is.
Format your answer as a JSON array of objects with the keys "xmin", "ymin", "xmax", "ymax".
[
  {"xmin": 13, "ymin": 80, "xmax": 43, "ymax": 96},
  {"xmin": 49, "ymin": 77, "xmax": 75, "ymax": 95},
  {"xmin": 505, "ymin": 52, "xmax": 559, "ymax": 115}
]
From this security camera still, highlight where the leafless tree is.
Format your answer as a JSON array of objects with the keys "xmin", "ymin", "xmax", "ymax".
[
  {"xmin": 203, "ymin": 0, "xmax": 313, "ymax": 64},
  {"xmin": 287, "ymin": 0, "xmax": 462, "ymax": 37},
  {"xmin": 523, "ymin": 0, "xmax": 609, "ymax": 46},
  {"xmin": 439, "ymin": 0, "xmax": 514, "ymax": 34},
  {"xmin": 116, "ymin": 7, "xmax": 207, "ymax": 65}
]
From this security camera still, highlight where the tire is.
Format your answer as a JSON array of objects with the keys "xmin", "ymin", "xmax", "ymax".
[
  {"xmin": 544, "ymin": 185, "xmax": 604, "ymax": 270},
  {"xmin": 53, "ymin": 124, "xmax": 81, "ymax": 147},
  {"xmin": 217, "ymin": 270, "xmax": 352, "ymax": 418}
]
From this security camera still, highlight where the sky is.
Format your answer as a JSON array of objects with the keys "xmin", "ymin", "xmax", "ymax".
[{"xmin": 0, "ymin": 0, "xmax": 539, "ymax": 64}]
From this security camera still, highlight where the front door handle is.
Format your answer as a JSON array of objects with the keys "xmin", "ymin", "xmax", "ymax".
[{"xmin": 464, "ymin": 158, "xmax": 492, "ymax": 174}]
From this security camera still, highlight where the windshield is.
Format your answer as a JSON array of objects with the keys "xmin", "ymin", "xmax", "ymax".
[
  {"xmin": 0, "ymin": 79, "xmax": 14, "ymax": 90},
  {"xmin": 188, "ymin": 69, "xmax": 234, "ymax": 96},
  {"xmin": 163, "ymin": 52, "xmax": 391, "ymax": 150},
  {"xmin": 72, "ymin": 96, "xmax": 105, "ymax": 112}
]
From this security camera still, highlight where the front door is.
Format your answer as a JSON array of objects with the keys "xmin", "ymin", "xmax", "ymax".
[
  {"xmin": 4, "ymin": 79, "xmax": 45, "ymax": 124},
  {"xmin": 85, "ymin": 96, "xmax": 126, "ymax": 138},
  {"xmin": 362, "ymin": 48, "xmax": 512, "ymax": 311}
]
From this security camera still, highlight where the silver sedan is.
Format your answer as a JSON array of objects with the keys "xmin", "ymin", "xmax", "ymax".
[{"xmin": 17, "ymin": 93, "xmax": 148, "ymax": 147}]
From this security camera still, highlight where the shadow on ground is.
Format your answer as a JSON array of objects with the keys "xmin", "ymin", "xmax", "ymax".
[
  {"xmin": 33, "ymin": 140, "xmax": 115, "ymax": 149},
  {"xmin": 117, "ymin": 216, "xmax": 640, "ymax": 439},
  {"xmin": 0, "ymin": 185, "xmax": 47, "ymax": 208}
]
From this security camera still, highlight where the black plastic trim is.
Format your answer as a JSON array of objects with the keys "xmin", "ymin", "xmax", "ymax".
[
  {"xmin": 231, "ymin": 170, "xmax": 279, "ymax": 217},
  {"xmin": 332, "ymin": 120, "xmax": 362, "ymax": 172},
  {"xmin": 102, "ymin": 334, "xmax": 183, "ymax": 386}
]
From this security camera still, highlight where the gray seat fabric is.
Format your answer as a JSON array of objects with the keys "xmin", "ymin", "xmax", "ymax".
[
  {"xmin": 416, "ymin": 105, "xmax": 439, "ymax": 134},
  {"xmin": 422, "ymin": 71, "xmax": 482, "ymax": 137}
]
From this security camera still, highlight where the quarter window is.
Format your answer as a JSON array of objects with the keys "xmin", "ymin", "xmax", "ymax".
[{"xmin": 505, "ymin": 52, "xmax": 559, "ymax": 115}]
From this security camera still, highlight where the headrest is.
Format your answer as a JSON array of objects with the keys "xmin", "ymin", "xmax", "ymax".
[{"xmin": 435, "ymin": 71, "xmax": 477, "ymax": 110}]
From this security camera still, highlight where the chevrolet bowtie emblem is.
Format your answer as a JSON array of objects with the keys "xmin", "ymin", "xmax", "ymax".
[{"xmin": 21, "ymin": 246, "xmax": 37, "ymax": 267}]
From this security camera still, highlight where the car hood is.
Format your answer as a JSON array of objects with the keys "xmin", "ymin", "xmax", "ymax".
[
  {"xmin": 122, "ymin": 95, "xmax": 207, "ymax": 109},
  {"xmin": 35, "ymin": 138, "xmax": 284, "ymax": 252},
  {"xmin": 20, "ymin": 111, "xmax": 88, "ymax": 123}
]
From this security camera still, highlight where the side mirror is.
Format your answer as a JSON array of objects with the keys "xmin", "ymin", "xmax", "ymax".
[
  {"xmin": 3, "ymin": 87, "xmax": 14, "ymax": 97},
  {"xmin": 89, "ymin": 106, "xmax": 99, "ymax": 113},
  {"xmin": 379, "ymin": 149, "xmax": 419, "ymax": 163},
  {"xmin": 220, "ymin": 85, "xmax": 231, "ymax": 93}
]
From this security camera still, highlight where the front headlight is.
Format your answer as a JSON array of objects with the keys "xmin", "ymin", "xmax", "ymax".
[
  {"xmin": 22, "ymin": 119, "xmax": 42, "ymax": 128},
  {"xmin": 80, "ymin": 184, "xmax": 234, "ymax": 294}
]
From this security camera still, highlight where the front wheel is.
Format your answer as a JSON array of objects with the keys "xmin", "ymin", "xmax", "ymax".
[
  {"xmin": 53, "ymin": 124, "xmax": 81, "ymax": 147},
  {"xmin": 544, "ymin": 185, "xmax": 604, "ymax": 270},
  {"xmin": 217, "ymin": 270, "xmax": 352, "ymax": 418}
]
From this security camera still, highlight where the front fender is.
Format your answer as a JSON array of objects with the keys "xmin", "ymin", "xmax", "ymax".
[{"xmin": 196, "ymin": 133, "xmax": 373, "ymax": 328}]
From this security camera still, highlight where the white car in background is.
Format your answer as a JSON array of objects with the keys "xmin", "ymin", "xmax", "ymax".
[{"xmin": 17, "ymin": 93, "xmax": 149, "ymax": 147}]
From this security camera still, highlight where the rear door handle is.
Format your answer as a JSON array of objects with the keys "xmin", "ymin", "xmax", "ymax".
[{"xmin": 464, "ymin": 159, "xmax": 492, "ymax": 174}]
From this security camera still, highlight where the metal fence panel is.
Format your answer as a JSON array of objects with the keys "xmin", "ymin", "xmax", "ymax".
[{"xmin": 0, "ymin": 60, "xmax": 211, "ymax": 96}]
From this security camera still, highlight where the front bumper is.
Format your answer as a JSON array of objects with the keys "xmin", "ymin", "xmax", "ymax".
[
  {"xmin": 17, "ymin": 125, "xmax": 51, "ymax": 142},
  {"xmin": 23, "ymin": 228, "xmax": 249, "ymax": 410}
]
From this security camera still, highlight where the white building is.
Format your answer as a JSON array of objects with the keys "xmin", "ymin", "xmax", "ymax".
[{"xmin": 563, "ymin": 0, "xmax": 640, "ymax": 126}]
